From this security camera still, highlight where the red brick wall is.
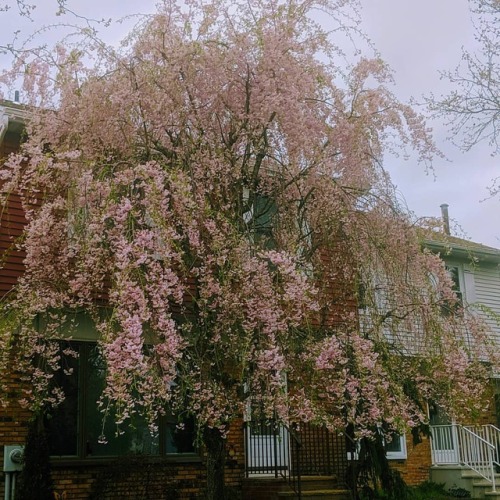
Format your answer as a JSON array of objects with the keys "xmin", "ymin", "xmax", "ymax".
[
  {"xmin": 1, "ymin": 413, "xmax": 247, "ymax": 499},
  {"xmin": 49, "ymin": 460, "xmax": 207, "ymax": 499},
  {"xmin": 0, "ymin": 134, "xmax": 27, "ymax": 299},
  {"xmin": 314, "ymin": 246, "xmax": 358, "ymax": 329},
  {"xmin": 390, "ymin": 433, "xmax": 431, "ymax": 486},
  {"xmin": 1, "ymin": 390, "xmax": 244, "ymax": 499},
  {"xmin": 47, "ymin": 439, "xmax": 244, "ymax": 499},
  {"xmin": 0, "ymin": 362, "xmax": 31, "ymax": 500}
]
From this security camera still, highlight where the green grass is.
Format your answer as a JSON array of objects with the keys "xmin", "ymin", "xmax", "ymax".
[{"xmin": 359, "ymin": 481, "xmax": 471, "ymax": 500}]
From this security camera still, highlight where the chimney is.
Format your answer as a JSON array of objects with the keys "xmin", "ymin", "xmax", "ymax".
[{"xmin": 440, "ymin": 203, "xmax": 450, "ymax": 235}]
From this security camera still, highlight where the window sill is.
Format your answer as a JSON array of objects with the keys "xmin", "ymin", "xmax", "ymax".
[{"xmin": 50, "ymin": 454, "xmax": 202, "ymax": 468}]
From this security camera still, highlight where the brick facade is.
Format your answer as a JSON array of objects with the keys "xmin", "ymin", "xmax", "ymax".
[
  {"xmin": 1, "ymin": 410, "xmax": 247, "ymax": 499},
  {"xmin": 0, "ymin": 133, "xmax": 26, "ymax": 299},
  {"xmin": 390, "ymin": 433, "xmax": 432, "ymax": 486},
  {"xmin": 0, "ymin": 115, "xmax": 354, "ymax": 498}
]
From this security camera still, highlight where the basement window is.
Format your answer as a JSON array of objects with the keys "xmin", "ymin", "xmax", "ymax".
[
  {"xmin": 345, "ymin": 428, "xmax": 407, "ymax": 460},
  {"xmin": 384, "ymin": 433, "xmax": 407, "ymax": 460}
]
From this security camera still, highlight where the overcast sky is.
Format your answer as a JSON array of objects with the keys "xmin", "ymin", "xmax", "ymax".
[
  {"xmin": 359, "ymin": 0, "xmax": 499, "ymax": 248},
  {"xmin": 1, "ymin": 0, "xmax": 498, "ymax": 247}
]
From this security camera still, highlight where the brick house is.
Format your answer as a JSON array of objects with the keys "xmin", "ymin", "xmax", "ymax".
[
  {"xmin": 0, "ymin": 98, "xmax": 32, "ymax": 489},
  {"xmin": 0, "ymin": 99, "xmax": 352, "ymax": 500},
  {"xmin": 1, "ymin": 97, "xmax": 500, "ymax": 499}
]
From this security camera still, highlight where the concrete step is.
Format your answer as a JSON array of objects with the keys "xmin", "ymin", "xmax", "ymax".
[
  {"xmin": 431, "ymin": 465, "xmax": 500, "ymax": 499},
  {"xmin": 298, "ymin": 476, "xmax": 339, "ymax": 491},
  {"xmin": 484, "ymin": 492, "xmax": 500, "ymax": 499},
  {"xmin": 471, "ymin": 479, "xmax": 500, "ymax": 499},
  {"xmin": 462, "ymin": 470, "xmax": 500, "ymax": 480},
  {"xmin": 242, "ymin": 474, "xmax": 349, "ymax": 500},
  {"xmin": 472, "ymin": 479, "xmax": 499, "ymax": 486},
  {"xmin": 462, "ymin": 471, "xmax": 500, "ymax": 499},
  {"xmin": 277, "ymin": 489, "xmax": 351, "ymax": 500}
]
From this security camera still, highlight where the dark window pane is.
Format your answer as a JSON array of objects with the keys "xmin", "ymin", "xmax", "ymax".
[
  {"xmin": 441, "ymin": 266, "xmax": 463, "ymax": 315},
  {"xmin": 253, "ymin": 194, "xmax": 277, "ymax": 249},
  {"xmin": 48, "ymin": 342, "xmax": 192, "ymax": 459},
  {"xmin": 447, "ymin": 267, "xmax": 463, "ymax": 303},
  {"xmin": 83, "ymin": 345, "xmax": 159, "ymax": 457},
  {"xmin": 47, "ymin": 344, "xmax": 80, "ymax": 456},
  {"xmin": 385, "ymin": 434, "xmax": 402, "ymax": 453},
  {"xmin": 165, "ymin": 416, "xmax": 195, "ymax": 454}
]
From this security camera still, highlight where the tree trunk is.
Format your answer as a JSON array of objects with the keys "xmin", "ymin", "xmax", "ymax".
[
  {"xmin": 17, "ymin": 415, "xmax": 55, "ymax": 500},
  {"xmin": 203, "ymin": 426, "xmax": 227, "ymax": 500}
]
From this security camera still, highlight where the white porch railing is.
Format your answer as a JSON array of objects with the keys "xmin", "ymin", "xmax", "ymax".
[
  {"xmin": 465, "ymin": 424, "xmax": 500, "ymax": 470},
  {"xmin": 430, "ymin": 424, "xmax": 497, "ymax": 492}
]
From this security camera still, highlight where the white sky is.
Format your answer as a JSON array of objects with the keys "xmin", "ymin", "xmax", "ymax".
[
  {"xmin": 0, "ymin": 0, "xmax": 498, "ymax": 247},
  {"xmin": 359, "ymin": 0, "xmax": 499, "ymax": 248}
]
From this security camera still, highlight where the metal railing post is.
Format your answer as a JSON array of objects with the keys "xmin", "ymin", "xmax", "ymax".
[
  {"xmin": 273, "ymin": 420, "xmax": 279, "ymax": 478},
  {"xmin": 491, "ymin": 446, "xmax": 497, "ymax": 492},
  {"xmin": 244, "ymin": 422, "xmax": 249, "ymax": 478}
]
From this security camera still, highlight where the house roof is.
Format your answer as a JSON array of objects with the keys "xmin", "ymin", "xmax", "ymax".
[{"xmin": 422, "ymin": 233, "xmax": 500, "ymax": 264}]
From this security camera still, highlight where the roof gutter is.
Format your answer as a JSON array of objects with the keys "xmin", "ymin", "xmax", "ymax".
[{"xmin": 423, "ymin": 239, "xmax": 500, "ymax": 264}]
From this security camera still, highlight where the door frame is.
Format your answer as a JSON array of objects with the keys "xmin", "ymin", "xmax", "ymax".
[{"xmin": 429, "ymin": 404, "xmax": 459, "ymax": 464}]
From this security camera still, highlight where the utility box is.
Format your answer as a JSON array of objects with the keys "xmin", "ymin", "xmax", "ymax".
[{"xmin": 3, "ymin": 445, "xmax": 24, "ymax": 472}]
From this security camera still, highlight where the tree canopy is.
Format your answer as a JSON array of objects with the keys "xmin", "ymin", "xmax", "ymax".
[{"xmin": 0, "ymin": 0, "xmax": 496, "ymax": 456}]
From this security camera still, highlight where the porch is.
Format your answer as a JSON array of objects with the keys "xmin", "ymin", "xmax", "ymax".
[
  {"xmin": 430, "ymin": 424, "xmax": 500, "ymax": 499},
  {"xmin": 242, "ymin": 421, "xmax": 351, "ymax": 500}
]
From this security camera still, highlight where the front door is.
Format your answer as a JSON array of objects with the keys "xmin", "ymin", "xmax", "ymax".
[
  {"xmin": 430, "ymin": 405, "xmax": 459, "ymax": 464},
  {"xmin": 246, "ymin": 416, "xmax": 290, "ymax": 474}
]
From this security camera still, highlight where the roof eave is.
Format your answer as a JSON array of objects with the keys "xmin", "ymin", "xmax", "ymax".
[{"xmin": 423, "ymin": 239, "xmax": 500, "ymax": 264}]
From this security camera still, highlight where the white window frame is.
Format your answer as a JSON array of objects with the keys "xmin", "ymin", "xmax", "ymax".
[
  {"xmin": 346, "ymin": 432, "xmax": 407, "ymax": 460},
  {"xmin": 384, "ymin": 433, "xmax": 407, "ymax": 460},
  {"xmin": 445, "ymin": 264, "xmax": 465, "ymax": 305}
]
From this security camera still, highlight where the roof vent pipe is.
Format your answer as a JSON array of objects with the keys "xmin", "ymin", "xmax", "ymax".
[{"xmin": 440, "ymin": 203, "xmax": 450, "ymax": 235}]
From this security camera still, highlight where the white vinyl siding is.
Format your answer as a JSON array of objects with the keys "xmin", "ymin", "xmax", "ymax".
[{"xmin": 472, "ymin": 263, "xmax": 500, "ymax": 345}]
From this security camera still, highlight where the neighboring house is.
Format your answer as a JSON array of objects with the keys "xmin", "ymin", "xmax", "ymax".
[
  {"xmin": 423, "ymin": 230, "xmax": 500, "ymax": 498},
  {"xmin": 385, "ymin": 224, "xmax": 500, "ymax": 498},
  {"xmin": 346, "ymin": 227, "xmax": 500, "ymax": 498}
]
